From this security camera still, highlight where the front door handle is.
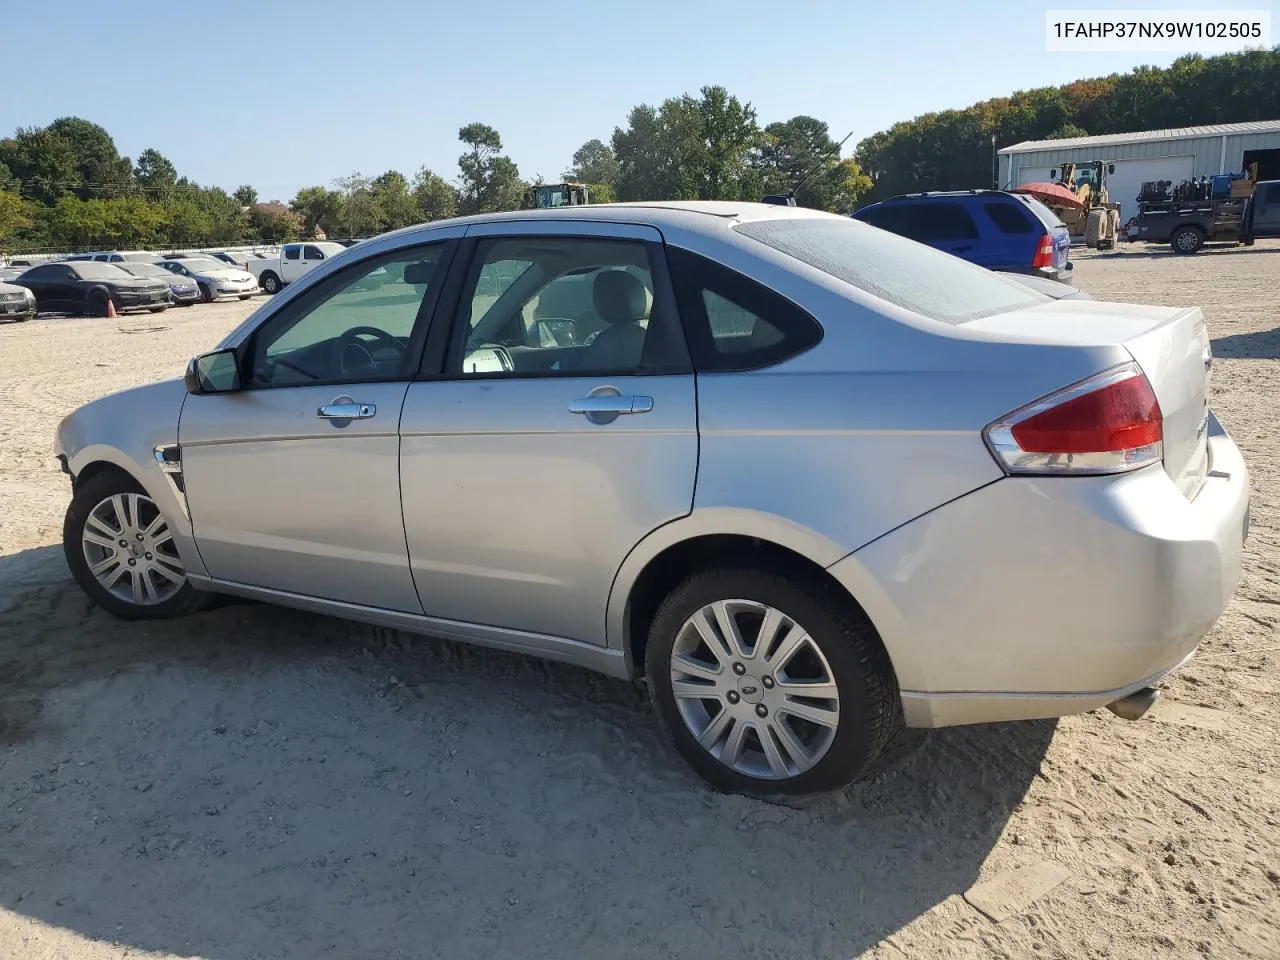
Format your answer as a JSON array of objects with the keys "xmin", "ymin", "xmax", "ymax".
[
  {"xmin": 318, "ymin": 402, "xmax": 376, "ymax": 419},
  {"xmin": 568, "ymin": 395, "xmax": 653, "ymax": 416}
]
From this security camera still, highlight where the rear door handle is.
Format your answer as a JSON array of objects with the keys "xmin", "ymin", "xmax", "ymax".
[
  {"xmin": 318, "ymin": 402, "xmax": 376, "ymax": 419},
  {"xmin": 568, "ymin": 395, "xmax": 653, "ymax": 415}
]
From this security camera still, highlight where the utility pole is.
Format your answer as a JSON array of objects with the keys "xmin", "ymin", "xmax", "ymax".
[{"xmin": 992, "ymin": 134, "xmax": 998, "ymax": 189}]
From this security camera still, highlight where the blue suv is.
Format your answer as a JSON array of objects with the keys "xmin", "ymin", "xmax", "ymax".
[{"xmin": 852, "ymin": 190, "xmax": 1073, "ymax": 283}]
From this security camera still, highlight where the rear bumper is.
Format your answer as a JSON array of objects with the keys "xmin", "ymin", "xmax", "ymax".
[{"xmin": 828, "ymin": 414, "xmax": 1249, "ymax": 728}]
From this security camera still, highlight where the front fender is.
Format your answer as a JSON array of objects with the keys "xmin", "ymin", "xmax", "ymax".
[{"xmin": 56, "ymin": 378, "xmax": 207, "ymax": 578}]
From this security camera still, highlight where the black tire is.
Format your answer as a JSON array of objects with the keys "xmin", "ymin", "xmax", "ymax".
[
  {"xmin": 198, "ymin": 283, "xmax": 213, "ymax": 303},
  {"xmin": 148, "ymin": 305, "xmax": 168, "ymax": 313},
  {"xmin": 1171, "ymin": 226, "xmax": 1204, "ymax": 254},
  {"xmin": 1241, "ymin": 237, "xmax": 1255, "ymax": 247},
  {"xmin": 260, "ymin": 272, "xmax": 281, "ymax": 295},
  {"xmin": 63, "ymin": 469, "xmax": 209, "ymax": 621},
  {"xmin": 645, "ymin": 567, "xmax": 900, "ymax": 796},
  {"xmin": 238, "ymin": 294, "xmax": 252, "ymax": 301},
  {"xmin": 86, "ymin": 290, "xmax": 111, "ymax": 317}
]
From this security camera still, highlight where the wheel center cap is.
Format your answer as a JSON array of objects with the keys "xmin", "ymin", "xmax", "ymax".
[
  {"xmin": 127, "ymin": 541, "xmax": 143, "ymax": 559},
  {"xmin": 737, "ymin": 675, "xmax": 765, "ymax": 704}
]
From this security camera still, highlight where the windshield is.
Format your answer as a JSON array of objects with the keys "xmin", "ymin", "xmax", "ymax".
[
  {"xmin": 178, "ymin": 258, "xmax": 230, "ymax": 273},
  {"xmin": 118, "ymin": 263, "xmax": 168, "ymax": 278},
  {"xmin": 71, "ymin": 262, "xmax": 132, "ymax": 280},
  {"xmin": 734, "ymin": 216, "xmax": 1046, "ymax": 325}
]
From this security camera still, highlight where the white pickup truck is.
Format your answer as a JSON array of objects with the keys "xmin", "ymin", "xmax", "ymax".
[{"xmin": 248, "ymin": 241, "xmax": 347, "ymax": 294}]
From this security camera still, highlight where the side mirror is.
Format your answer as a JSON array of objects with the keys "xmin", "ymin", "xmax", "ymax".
[
  {"xmin": 1108, "ymin": 163, "xmax": 1116, "ymax": 175},
  {"xmin": 185, "ymin": 349, "xmax": 242, "ymax": 394},
  {"xmin": 1050, "ymin": 169, "xmax": 1058, "ymax": 180},
  {"xmin": 537, "ymin": 318, "xmax": 578, "ymax": 347}
]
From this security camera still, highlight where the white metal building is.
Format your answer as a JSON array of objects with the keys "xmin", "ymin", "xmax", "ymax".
[{"xmin": 998, "ymin": 120, "xmax": 1280, "ymax": 220}]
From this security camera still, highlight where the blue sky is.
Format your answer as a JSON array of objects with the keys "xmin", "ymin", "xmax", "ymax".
[{"xmin": 4, "ymin": 0, "xmax": 1274, "ymax": 202}]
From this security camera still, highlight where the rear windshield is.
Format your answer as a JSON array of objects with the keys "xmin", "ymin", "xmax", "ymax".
[{"xmin": 735, "ymin": 217, "xmax": 1046, "ymax": 324}]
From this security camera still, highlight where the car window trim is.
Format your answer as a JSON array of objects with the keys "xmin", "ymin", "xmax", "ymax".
[
  {"xmin": 236, "ymin": 238, "xmax": 459, "ymax": 392},
  {"xmin": 423, "ymin": 233, "xmax": 692, "ymax": 382}
]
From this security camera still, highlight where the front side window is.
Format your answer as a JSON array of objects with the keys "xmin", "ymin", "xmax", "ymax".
[
  {"xmin": 304, "ymin": 245, "xmax": 325, "ymax": 261},
  {"xmin": 246, "ymin": 243, "xmax": 446, "ymax": 388},
  {"xmin": 735, "ymin": 216, "xmax": 1046, "ymax": 325},
  {"xmin": 447, "ymin": 236, "xmax": 687, "ymax": 377},
  {"xmin": 1266, "ymin": 183, "xmax": 1280, "ymax": 204}
]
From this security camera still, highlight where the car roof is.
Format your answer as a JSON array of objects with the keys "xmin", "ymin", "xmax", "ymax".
[
  {"xmin": 366, "ymin": 200, "xmax": 838, "ymax": 246},
  {"xmin": 867, "ymin": 190, "xmax": 1026, "ymax": 205}
]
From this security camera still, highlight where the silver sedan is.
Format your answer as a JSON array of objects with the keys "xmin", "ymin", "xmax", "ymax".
[{"xmin": 54, "ymin": 203, "xmax": 1249, "ymax": 795}]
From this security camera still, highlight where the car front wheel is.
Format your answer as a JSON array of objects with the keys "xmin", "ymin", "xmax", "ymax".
[
  {"xmin": 646, "ymin": 567, "xmax": 900, "ymax": 795},
  {"xmin": 63, "ymin": 470, "xmax": 208, "ymax": 620}
]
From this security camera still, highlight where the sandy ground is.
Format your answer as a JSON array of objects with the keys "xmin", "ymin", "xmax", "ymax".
[{"xmin": 0, "ymin": 244, "xmax": 1278, "ymax": 960}]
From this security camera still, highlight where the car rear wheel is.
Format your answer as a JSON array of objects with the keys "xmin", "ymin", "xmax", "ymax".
[
  {"xmin": 63, "ymin": 470, "xmax": 208, "ymax": 621},
  {"xmin": 646, "ymin": 567, "xmax": 900, "ymax": 795},
  {"xmin": 1171, "ymin": 226, "xmax": 1204, "ymax": 254},
  {"xmin": 260, "ymin": 272, "xmax": 281, "ymax": 295}
]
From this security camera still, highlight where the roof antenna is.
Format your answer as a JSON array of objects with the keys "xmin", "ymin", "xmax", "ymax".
[{"xmin": 763, "ymin": 130, "xmax": 855, "ymax": 206}]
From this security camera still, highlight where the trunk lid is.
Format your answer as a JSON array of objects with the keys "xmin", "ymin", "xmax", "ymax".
[{"xmin": 962, "ymin": 299, "xmax": 1211, "ymax": 498}]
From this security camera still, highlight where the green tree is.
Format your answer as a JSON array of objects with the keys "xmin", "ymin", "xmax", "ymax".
[
  {"xmin": 249, "ymin": 206, "xmax": 303, "ymax": 242},
  {"xmin": 584, "ymin": 182, "xmax": 615, "ymax": 204},
  {"xmin": 457, "ymin": 123, "xmax": 523, "ymax": 214},
  {"xmin": 291, "ymin": 185, "xmax": 345, "ymax": 237},
  {"xmin": 333, "ymin": 173, "xmax": 380, "ymax": 237},
  {"xmin": 411, "ymin": 167, "xmax": 458, "ymax": 221},
  {"xmin": 233, "ymin": 184, "xmax": 258, "ymax": 207},
  {"xmin": 0, "ymin": 191, "xmax": 32, "ymax": 249},
  {"xmin": 563, "ymin": 138, "xmax": 619, "ymax": 187},
  {"xmin": 0, "ymin": 127, "xmax": 78, "ymax": 205},
  {"xmin": 135, "ymin": 148, "xmax": 177, "ymax": 198},
  {"xmin": 370, "ymin": 170, "xmax": 420, "ymax": 231},
  {"xmin": 755, "ymin": 116, "xmax": 865, "ymax": 211},
  {"xmin": 613, "ymin": 87, "xmax": 761, "ymax": 201}
]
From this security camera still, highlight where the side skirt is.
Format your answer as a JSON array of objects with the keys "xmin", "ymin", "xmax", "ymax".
[{"xmin": 189, "ymin": 575, "xmax": 634, "ymax": 680}]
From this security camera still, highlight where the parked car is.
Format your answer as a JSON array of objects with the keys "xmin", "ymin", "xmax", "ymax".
[
  {"xmin": 247, "ymin": 241, "xmax": 346, "ymax": 294},
  {"xmin": 117, "ymin": 261, "xmax": 202, "ymax": 306},
  {"xmin": 156, "ymin": 257, "xmax": 257, "ymax": 302},
  {"xmin": 63, "ymin": 250, "xmax": 158, "ymax": 263},
  {"xmin": 0, "ymin": 280, "xmax": 37, "ymax": 322},
  {"xmin": 53, "ymin": 203, "xmax": 1248, "ymax": 796},
  {"xmin": 853, "ymin": 189, "xmax": 1073, "ymax": 282},
  {"xmin": 15, "ymin": 261, "xmax": 170, "ymax": 315},
  {"xmin": 209, "ymin": 251, "xmax": 250, "ymax": 270}
]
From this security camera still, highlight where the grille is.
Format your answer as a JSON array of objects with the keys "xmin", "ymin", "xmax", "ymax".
[{"xmin": 0, "ymin": 291, "xmax": 26, "ymax": 303}]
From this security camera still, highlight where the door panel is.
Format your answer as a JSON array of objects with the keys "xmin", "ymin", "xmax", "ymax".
[
  {"xmin": 399, "ymin": 375, "xmax": 697, "ymax": 643},
  {"xmin": 180, "ymin": 382, "xmax": 422, "ymax": 611}
]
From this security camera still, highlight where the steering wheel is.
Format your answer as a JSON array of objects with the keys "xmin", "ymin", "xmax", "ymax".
[{"xmin": 333, "ymin": 326, "xmax": 406, "ymax": 379}]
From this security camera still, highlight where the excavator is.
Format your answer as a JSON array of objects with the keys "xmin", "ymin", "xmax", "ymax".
[{"xmin": 521, "ymin": 182, "xmax": 590, "ymax": 209}]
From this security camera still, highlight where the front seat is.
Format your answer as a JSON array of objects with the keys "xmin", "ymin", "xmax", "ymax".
[{"xmin": 577, "ymin": 269, "xmax": 649, "ymax": 370}]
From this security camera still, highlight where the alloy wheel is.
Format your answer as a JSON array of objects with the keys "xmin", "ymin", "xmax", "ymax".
[
  {"xmin": 81, "ymin": 492, "xmax": 186, "ymax": 606},
  {"xmin": 668, "ymin": 599, "xmax": 841, "ymax": 780}
]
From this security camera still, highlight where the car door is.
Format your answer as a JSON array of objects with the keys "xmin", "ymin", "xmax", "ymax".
[
  {"xmin": 302, "ymin": 244, "xmax": 329, "ymax": 279},
  {"xmin": 23, "ymin": 264, "xmax": 77, "ymax": 310},
  {"xmin": 398, "ymin": 221, "xmax": 698, "ymax": 645},
  {"xmin": 913, "ymin": 201, "xmax": 983, "ymax": 261},
  {"xmin": 1253, "ymin": 182, "xmax": 1280, "ymax": 236},
  {"xmin": 178, "ymin": 237, "xmax": 458, "ymax": 611},
  {"xmin": 280, "ymin": 244, "xmax": 304, "ymax": 283}
]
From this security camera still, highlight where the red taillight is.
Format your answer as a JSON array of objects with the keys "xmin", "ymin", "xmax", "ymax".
[
  {"xmin": 985, "ymin": 363, "xmax": 1163, "ymax": 475},
  {"xmin": 1031, "ymin": 235, "xmax": 1055, "ymax": 269}
]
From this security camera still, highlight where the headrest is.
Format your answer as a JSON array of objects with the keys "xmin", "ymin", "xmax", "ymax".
[{"xmin": 593, "ymin": 269, "xmax": 648, "ymax": 325}]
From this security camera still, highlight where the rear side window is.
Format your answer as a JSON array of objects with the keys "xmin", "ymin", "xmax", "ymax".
[
  {"xmin": 1266, "ymin": 183, "xmax": 1280, "ymax": 204},
  {"xmin": 735, "ymin": 217, "xmax": 1046, "ymax": 325},
  {"xmin": 284, "ymin": 246, "xmax": 300, "ymax": 261},
  {"xmin": 984, "ymin": 201, "xmax": 1034, "ymax": 234},
  {"xmin": 666, "ymin": 246, "xmax": 822, "ymax": 371},
  {"xmin": 911, "ymin": 202, "xmax": 978, "ymax": 242}
]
